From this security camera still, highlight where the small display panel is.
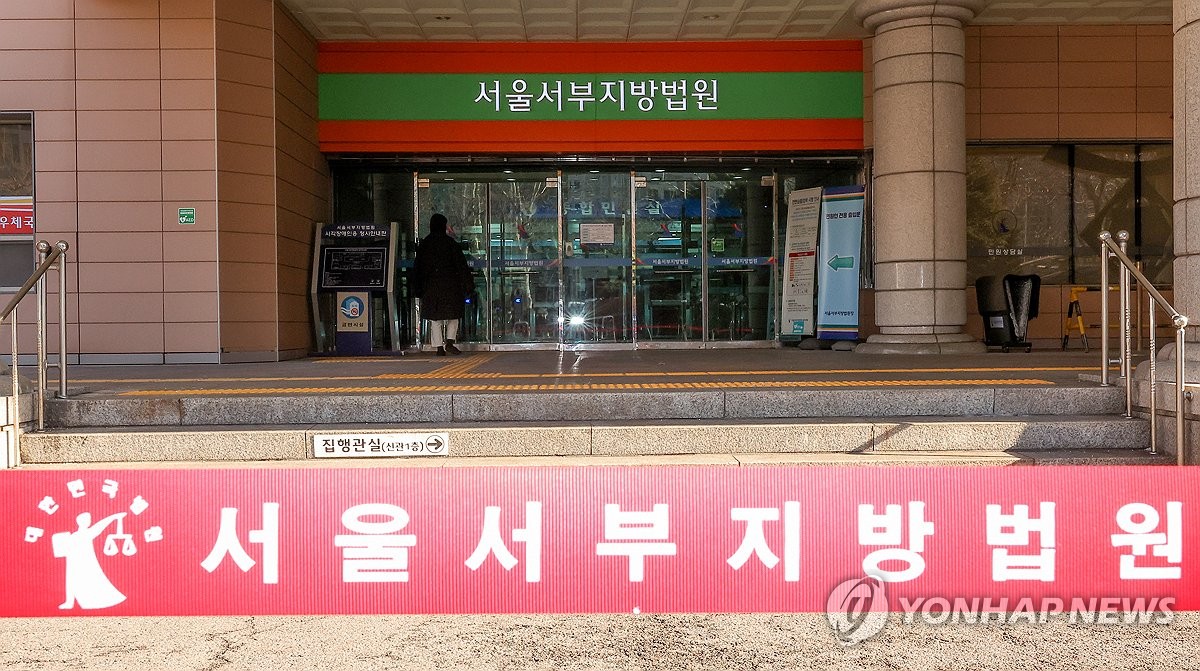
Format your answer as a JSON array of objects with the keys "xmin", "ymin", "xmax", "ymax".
[{"xmin": 320, "ymin": 247, "xmax": 387, "ymax": 289}]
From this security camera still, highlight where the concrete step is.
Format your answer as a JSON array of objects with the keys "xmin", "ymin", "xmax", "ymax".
[
  {"xmin": 20, "ymin": 415, "xmax": 1149, "ymax": 464},
  {"xmin": 17, "ymin": 448, "xmax": 1172, "ymax": 470},
  {"xmin": 44, "ymin": 385, "xmax": 1127, "ymax": 428}
]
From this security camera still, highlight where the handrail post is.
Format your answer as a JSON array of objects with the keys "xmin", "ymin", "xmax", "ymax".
[
  {"xmin": 1175, "ymin": 319, "xmax": 1188, "ymax": 466},
  {"xmin": 1118, "ymin": 230, "xmax": 1131, "ymax": 417},
  {"xmin": 56, "ymin": 241, "xmax": 69, "ymax": 399},
  {"xmin": 1099, "ymin": 230, "xmax": 1191, "ymax": 466},
  {"xmin": 7, "ymin": 306, "xmax": 19, "ymax": 469},
  {"xmin": 3, "ymin": 239, "xmax": 72, "ymax": 468},
  {"xmin": 35, "ymin": 242, "xmax": 48, "ymax": 431},
  {"xmin": 1148, "ymin": 298, "xmax": 1157, "ymax": 455},
  {"xmin": 1100, "ymin": 235, "xmax": 1110, "ymax": 386}
]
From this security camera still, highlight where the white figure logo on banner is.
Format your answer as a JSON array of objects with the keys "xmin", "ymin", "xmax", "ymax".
[{"xmin": 22, "ymin": 478, "xmax": 163, "ymax": 610}]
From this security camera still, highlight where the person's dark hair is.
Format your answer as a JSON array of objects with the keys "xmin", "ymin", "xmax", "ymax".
[{"xmin": 429, "ymin": 213, "xmax": 448, "ymax": 233}]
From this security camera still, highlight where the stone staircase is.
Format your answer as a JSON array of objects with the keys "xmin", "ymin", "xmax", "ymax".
[{"xmin": 19, "ymin": 383, "xmax": 1162, "ymax": 466}]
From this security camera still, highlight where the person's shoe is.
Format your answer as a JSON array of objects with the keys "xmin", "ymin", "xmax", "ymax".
[
  {"xmin": 446, "ymin": 340, "xmax": 462, "ymax": 355},
  {"xmin": 436, "ymin": 346, "xmax": 447, "ymax": 356}
]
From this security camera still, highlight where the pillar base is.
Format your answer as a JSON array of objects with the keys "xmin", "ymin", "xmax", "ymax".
[
  {"xmin": 1133, "ymin": 344, "xmax": 1200, "ymax": 464},
  {"xmin": 855, "ymin": 333, "xmax": 986, "ymax": 355}
]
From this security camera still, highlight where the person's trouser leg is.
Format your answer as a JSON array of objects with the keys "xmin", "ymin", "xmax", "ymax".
[
  {"xmin": 444, "ymin": 319, "xmax": 462, "ymax": 354},
  {"xmin": 429, "ymin": 320, "xmax": 446, "ymax": 348}
]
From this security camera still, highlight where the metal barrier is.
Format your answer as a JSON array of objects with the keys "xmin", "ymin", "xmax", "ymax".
[
  {"xmin": 1099, "ymin": 230, "xmax": 1190, "ymax": 464},
  {"xmin": 2, "ymin": 240, "xmax": 70, "ymax": 469}
]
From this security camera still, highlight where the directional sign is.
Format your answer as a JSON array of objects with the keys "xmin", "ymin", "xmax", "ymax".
[
  {"xmin": 312, "ymin": 432, "xmax": 450, "ymax": 458},
  {"xmin": 827, "ymin": 254, "xmax": 855, "ymax": 270},
  {"xmin": 178, "ymin": 208, "xmax": 196, "ymax": 225},
  {"xmin": 816, "ymin": 186, "xmax": 865, "ymax": 340}
]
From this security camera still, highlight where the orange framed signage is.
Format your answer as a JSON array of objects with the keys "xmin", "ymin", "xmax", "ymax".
[{"xmin": 318, "ymin": 41, "xmax": 863, "ymax": 154}]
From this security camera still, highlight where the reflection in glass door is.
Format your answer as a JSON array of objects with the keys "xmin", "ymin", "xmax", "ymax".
[
  {"xmin": 705, "ymin": 172, "xmax": 775, "ymax": 341},
  {"xmin": 634, "ymin": 171, "xmax": 775, "ymax": 344},
  {"xmin": 563, "ymin": 172, "xmax": 632, "ymax": 343},
  {"xmin": 635, "ymin": 175, "xmax": 703, "ymax": 340},
  {"xmin": 488, "ymin": 178, "xmax": 560, "ymax": 343},
  {"xmin": 417, "ymin": 172, "xmax": 560, "ymax": 347}
]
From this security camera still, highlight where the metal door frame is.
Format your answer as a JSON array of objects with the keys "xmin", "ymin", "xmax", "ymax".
[
  {"xmin": 630, "ymin": 170, "xmax": 778, "ymax": 349},
  {"xmin": 414, "ymin": 171, "xmax": 563, "ymax": 351}
]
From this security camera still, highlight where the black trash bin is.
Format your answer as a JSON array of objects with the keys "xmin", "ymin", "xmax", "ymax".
[{"xmin": 975, "ymin": 274, "xmax": 1041, "ymax": 352}]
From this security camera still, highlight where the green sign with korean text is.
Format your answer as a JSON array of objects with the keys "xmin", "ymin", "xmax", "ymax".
[{"xmin": 319, "ymin": 72, "xmax": 862, "ymax": 121}]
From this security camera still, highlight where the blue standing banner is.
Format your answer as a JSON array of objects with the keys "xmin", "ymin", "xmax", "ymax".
[{"xmin": 816, "ymin": 186, "xmax": 866, "ymax": 340}]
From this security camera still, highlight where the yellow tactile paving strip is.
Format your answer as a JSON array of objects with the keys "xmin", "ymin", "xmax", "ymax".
[
  {"xmin": 78, "ymin": 364, "xmax": 1094, "ymax": 386},
  {"xmin": 376, "ymin": 365, "xmax": 1094, "ymax": 380},
  {"xmin": 117, "ymin": 378, "xmax": 1053, "ymax": 396}
]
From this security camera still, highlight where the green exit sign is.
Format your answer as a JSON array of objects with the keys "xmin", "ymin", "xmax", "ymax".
[{"xmin": 178, "ymin": 208, "xmax": 196, "ymax": 225}]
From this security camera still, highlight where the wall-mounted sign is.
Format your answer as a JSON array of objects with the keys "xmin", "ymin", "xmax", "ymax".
[
  {"xmin": 177, "ymin": 208, "xmax": 196, "ymax": 225},
  {"xmin": 313, "ymin": 433, "xmax": 449, "ymax": 458},
  {"xmin": 0, "ymin": 196, "xmax": 34, "ymax": 235},
  {"xmin": 318, "ymin": 42, "xmax": 863, "ymax": 154}
]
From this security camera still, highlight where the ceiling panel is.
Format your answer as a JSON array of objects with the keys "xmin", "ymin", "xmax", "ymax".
[{"xmin": 283, "ymin": 0, "xmax": 1172, "ymax": 41}]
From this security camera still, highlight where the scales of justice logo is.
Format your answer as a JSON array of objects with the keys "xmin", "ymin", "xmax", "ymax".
[{"xmin": 22, "ymin": 477, "xmax": 162, "ymax": 610}]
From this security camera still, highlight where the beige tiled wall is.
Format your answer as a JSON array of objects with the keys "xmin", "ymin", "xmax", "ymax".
[
  {"xmin": 2, "ymin": 0, "xmax": 327, "ymax": 363},
  {"xmin": 967, "ymin": 24, "xmax": 1171, "ymax": 142},
  {"xmin": 864, "ymin": 24, "xmax": 1172, "ymax": 147},
  {"xmin": 215, "ymin": 0, "xmax": 278, "ymax": 362},
  {"xmin": 274, "ymin": 4, "xmax": 329, "ymax": 360}
]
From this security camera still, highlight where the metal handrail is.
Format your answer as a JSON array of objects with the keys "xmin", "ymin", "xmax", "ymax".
[
  {"xmin": 3, "ymin": 240, "xmax": 70, "ymax": 469},
  {"xmin": 1099, "ymin": 230, "xmax": 1189, "ymax": 465}
]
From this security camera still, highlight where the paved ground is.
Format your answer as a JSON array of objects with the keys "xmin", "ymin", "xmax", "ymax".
[
  {"xmin": 8, "ymin": 349, "xmax": 1168, "ymax": 670},
  {"xmin": 1, "ymin": 612, "xmax": 1196, "ymax": 670},
  {"xmin": 57, "ymin": 349, "xmax": 1107, "ymax": 398}
]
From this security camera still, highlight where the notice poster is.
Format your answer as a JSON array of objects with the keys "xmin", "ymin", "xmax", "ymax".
[
  {"xmin": 580, "ymin": 222, "xmax": 615, "ymax": 246},
  {"xmin": 816, "ymin": 186, "xmax": 866, "ymax": 340},
  {"xmin": 780, "ymin": 188, "xmax": 822, "ymax": 336}
]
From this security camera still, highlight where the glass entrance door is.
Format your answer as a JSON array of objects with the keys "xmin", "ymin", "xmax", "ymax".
[
  {"xmin": 634, "ymin": 171, "xmax": 775, "ymax": 344},
  {"xmin": 418, "ymin": 171, "xmax": 560, "ymax": 347},
  {"xmin": 562, "ymin": 171, "xmax": 632, "ymax": 344},
  {"xmin": 705, "ymin": 172, "xmax": 775, "ymax": 341},
  {"xmin": 635, "ymin": 174, "xmax": 703, "ymax": 340}
]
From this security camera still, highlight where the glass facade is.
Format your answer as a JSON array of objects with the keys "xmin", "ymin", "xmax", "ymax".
[
  {"xmin": 0, "ymin": 112, "xmax": 33, "ymax": 292},
  {"xmin": 331, "ymin": 159, "xmax": 863, "ymax": 350},
  {"xmin": 966, "ymin": 144, "xmax": 1173, "ymax": 287}
]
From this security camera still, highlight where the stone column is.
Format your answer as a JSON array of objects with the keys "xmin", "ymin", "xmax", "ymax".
[
  {"xmin": 1177, "ymin": 0, "xmax": 1200, "ymax": 340},
  {"xmin": 1162, "ymin": 0, "xmax": 1200, "ymax": 462},
  {"xmin": 854, "ymin": 0, "xmax": 986, "ymax": 354}
]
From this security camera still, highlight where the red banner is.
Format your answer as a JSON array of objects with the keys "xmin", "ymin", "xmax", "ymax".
[
  {"xmin": 0, "ymin": 196, "xmax": 34, "ymax": 235},
  {"xmin": 2, "ymin": 466, "xmax": 1194, "ymax": 617}
]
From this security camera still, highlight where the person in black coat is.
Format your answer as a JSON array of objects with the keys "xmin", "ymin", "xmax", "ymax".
[{"xmin": 414, "ymin": 213, "xmax": 474, "ymax": 355}]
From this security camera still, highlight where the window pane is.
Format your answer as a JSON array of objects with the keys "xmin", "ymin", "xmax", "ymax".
[
  {"xmin": 0, "ymin": 112, "xmax": 34, "ymax": 291},
  {"xmin": 1138, "ymin": 144, "xmax": 1173, "ymax": 286},
  {"xmin": 1072, "ymin": 145, "xmax": 1136, "ymax": 285},
  {"xmin": 967, "ymin": 145, "xmax": 1071, "ymax": 285}
]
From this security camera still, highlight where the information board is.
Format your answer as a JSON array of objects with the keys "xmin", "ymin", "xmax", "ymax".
[
  {"xmin": 320, "ymin": 247, "xmax": 387, "ymax": 290},
  {"xmin": 780, "ymin": 187, "xmax": 822, "ymax": 336}
]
